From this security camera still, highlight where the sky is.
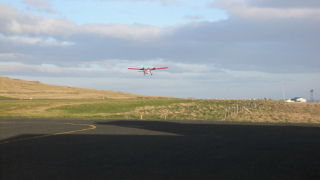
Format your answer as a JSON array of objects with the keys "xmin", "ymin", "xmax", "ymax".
[{"xmin": 1, "ymin": 0, "xmax": 319, "ymax": 100}]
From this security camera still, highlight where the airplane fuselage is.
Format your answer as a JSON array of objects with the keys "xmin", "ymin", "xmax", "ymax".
[
  {"xmin": 143, "ymin": 68, "xmax": 152, "ymax": 75},
  {"xmin": 128, "ymin": 66, "xmax": 168, "ymax": 76}
]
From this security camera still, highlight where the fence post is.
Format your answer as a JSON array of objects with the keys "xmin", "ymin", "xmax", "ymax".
[{"xmin": 225, "ymin": 110, "xmax": 226, "ymax": 119}]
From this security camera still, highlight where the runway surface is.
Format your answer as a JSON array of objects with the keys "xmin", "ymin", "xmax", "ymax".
[{"xmin": 1, "ymin": 117, "xmax": 320, "ymax": 180}]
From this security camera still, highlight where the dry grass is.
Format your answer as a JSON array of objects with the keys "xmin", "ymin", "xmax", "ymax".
[
  {"xmin": 1, "ymin": 76, "xmax": 319, "ymax": 123},
  {"xmin": 231, "ymin": 100, "xmax": 320, "ymax": 123},
  {"xmin": 131, "ymin": 100, "xmax": 239, "ymax": 120},
  {"xmin": 1, "ymin": 98, "xmax": 319, "ymax": 123},
  {"xmin": 0, "ymin": 76, "xmax": 159, "ymax": 99}
]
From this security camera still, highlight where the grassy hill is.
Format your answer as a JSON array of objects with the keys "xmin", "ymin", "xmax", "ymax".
[
  {"xmin": 1, "ymin": 98, "xmax": 319, "ymax": 123},
  {"xmin": 0, "ymin": 76, "xmax": 156, "ymax": 99},
  {"xmin": 1, "ymin": 76, "xmax": 319, "ymax": 123}
]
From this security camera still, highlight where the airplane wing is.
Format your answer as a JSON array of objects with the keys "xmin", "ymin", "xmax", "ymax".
[
  {"xmin": 151, "ymin": 67, "xmax": 168, "ymax": 70},
  {"xmin": 128, "ymin": 68, "xmax": 144, "ymax": 70}
]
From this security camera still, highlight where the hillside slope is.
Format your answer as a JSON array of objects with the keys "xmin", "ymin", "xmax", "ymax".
[{"xmin": 0, "ymin": 76, "xmax": 151, "ymax": 99}]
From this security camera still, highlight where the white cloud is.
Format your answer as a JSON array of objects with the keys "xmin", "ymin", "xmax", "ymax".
[
  {"xmin": 0, "ymin": 62, "xmax": 106, "ymax": 76},
  {"xmin": 244, "ymin": 0, "xmax": 320, "ymax": 9},
  {"xmin": 93, "ymin": 0, "xmax": 180, "ymax": 6},
  {"xmin": 209, "ymin": 0, "xmax": 320, "ymax": 21},
  {"xmin": 0, "ymin": 4, "xmax": 76, "ymax": 38},
  {"xmin": 22, "ymin": 0, "xmax": 51, "ymax": 8},
  {"xmin": 2, "ymin": 36, "xmax": 40, "ymax": 44},
  {"xmin": 0, "ymin": 59, "xmax": 220, "ymax": 80},
  {"xmin": 183, "ymin": 15, "xmax": 204, "ymax": 20},
  {"xmin": 0, "ymin": 3, "xmax": 172, "ymax": 40},
  {"xmin": 1, "ymin": 2, "xmax": 319, "ymax": 76},
  {"xmin": 231, "ymin": 7, "xmax": 320, "ymax": 21},
  {"xmin": 0, "ymin": 35, "xmax": 74, "ymax": 46},
  {"xmin": 81, "ymin": 24, "xmax": 166, "ymax": 40},
  {"xmin": 22, "ymin": 0, "xmax": 58, "ymax": 14}
]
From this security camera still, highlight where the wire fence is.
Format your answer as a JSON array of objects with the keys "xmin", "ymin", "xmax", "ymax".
[{"xmin": 225, "ymin": 101, "xmax": 260, "ymax": 119}]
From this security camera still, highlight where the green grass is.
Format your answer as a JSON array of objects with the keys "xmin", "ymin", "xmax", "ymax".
[
  {"xmin": 48, "ymin": 99, "xmax": 185, "ymax": 114},
  {"xmin": 0, "ymin": 98, "xmax": 260, "ymax": 120},
  {"xmin": 0, "ymin": 96, "xmax": 18, "ymax": 100}
]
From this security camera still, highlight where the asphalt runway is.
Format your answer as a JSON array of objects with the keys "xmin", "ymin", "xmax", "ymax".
[{"xmin": 1, "ymin": 117, "xmax": 320, "ymax": 180}]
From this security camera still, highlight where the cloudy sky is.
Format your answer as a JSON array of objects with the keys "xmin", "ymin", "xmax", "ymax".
[{"xmin": 1, "ymin": 0, "xmax": 319, "ymax": 100}]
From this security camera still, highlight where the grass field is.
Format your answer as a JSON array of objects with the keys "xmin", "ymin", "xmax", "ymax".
[
  {"xmin": 232, "ymin": 100, "xmax": 320, "ymax": 123},
  {"xmin": 0, "ymin": 96, "xmax": 18, "ymax": 100},
  {"xmin": 1, "ymin": 98, "xmax": 319, "ymax": 123},
  {"xmin": 0, "ymin": 98, "xmax": 251, "ymax": 120},
  {"xmin": 0, "ymin": 76, "xmax": 154, "ymax": 99},
  {"xmin": 1, "ymin": 76, "xmax": 320, "ymax": 123}
]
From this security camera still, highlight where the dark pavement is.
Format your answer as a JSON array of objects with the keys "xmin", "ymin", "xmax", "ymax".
[{"xmin": 1, "ymin": 117, "xmax": 320, "ymax": 180}]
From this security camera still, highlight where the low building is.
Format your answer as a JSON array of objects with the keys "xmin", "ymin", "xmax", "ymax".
[
  {"xmin": 285, "ymin": 99, "xmax": 293, "ymax": 103},
  {"xmin": 290, "ymin": 97, "xmax": 307, "ymax": 103}
]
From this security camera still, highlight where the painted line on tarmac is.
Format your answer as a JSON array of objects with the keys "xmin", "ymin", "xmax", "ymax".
[{"xmin": 0, "ymin": 122, "xmax": 96, "ymax": 144}]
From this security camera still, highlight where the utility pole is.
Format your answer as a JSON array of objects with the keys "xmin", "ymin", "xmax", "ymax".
[
  {"xmin": 311, "ymin": 89, "xmax": 314, "ymax": 102},
  {"xmin": 283, "ymin": 76, "xmax": 286, "ymax": 100}
]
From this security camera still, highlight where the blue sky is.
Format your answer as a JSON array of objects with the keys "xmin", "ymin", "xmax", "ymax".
[
  {"xmin": 1, "ymin": 0, "xmax": 320, "ymax": 100},
  {"xmin": 2, "ymin": 0, "xmax": 228, "ymax": 27}
]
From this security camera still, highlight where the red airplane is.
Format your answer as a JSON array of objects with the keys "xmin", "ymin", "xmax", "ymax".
[{"xmin": 128, "ymin": 66, "xmax": 168, "ymax": 76}]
